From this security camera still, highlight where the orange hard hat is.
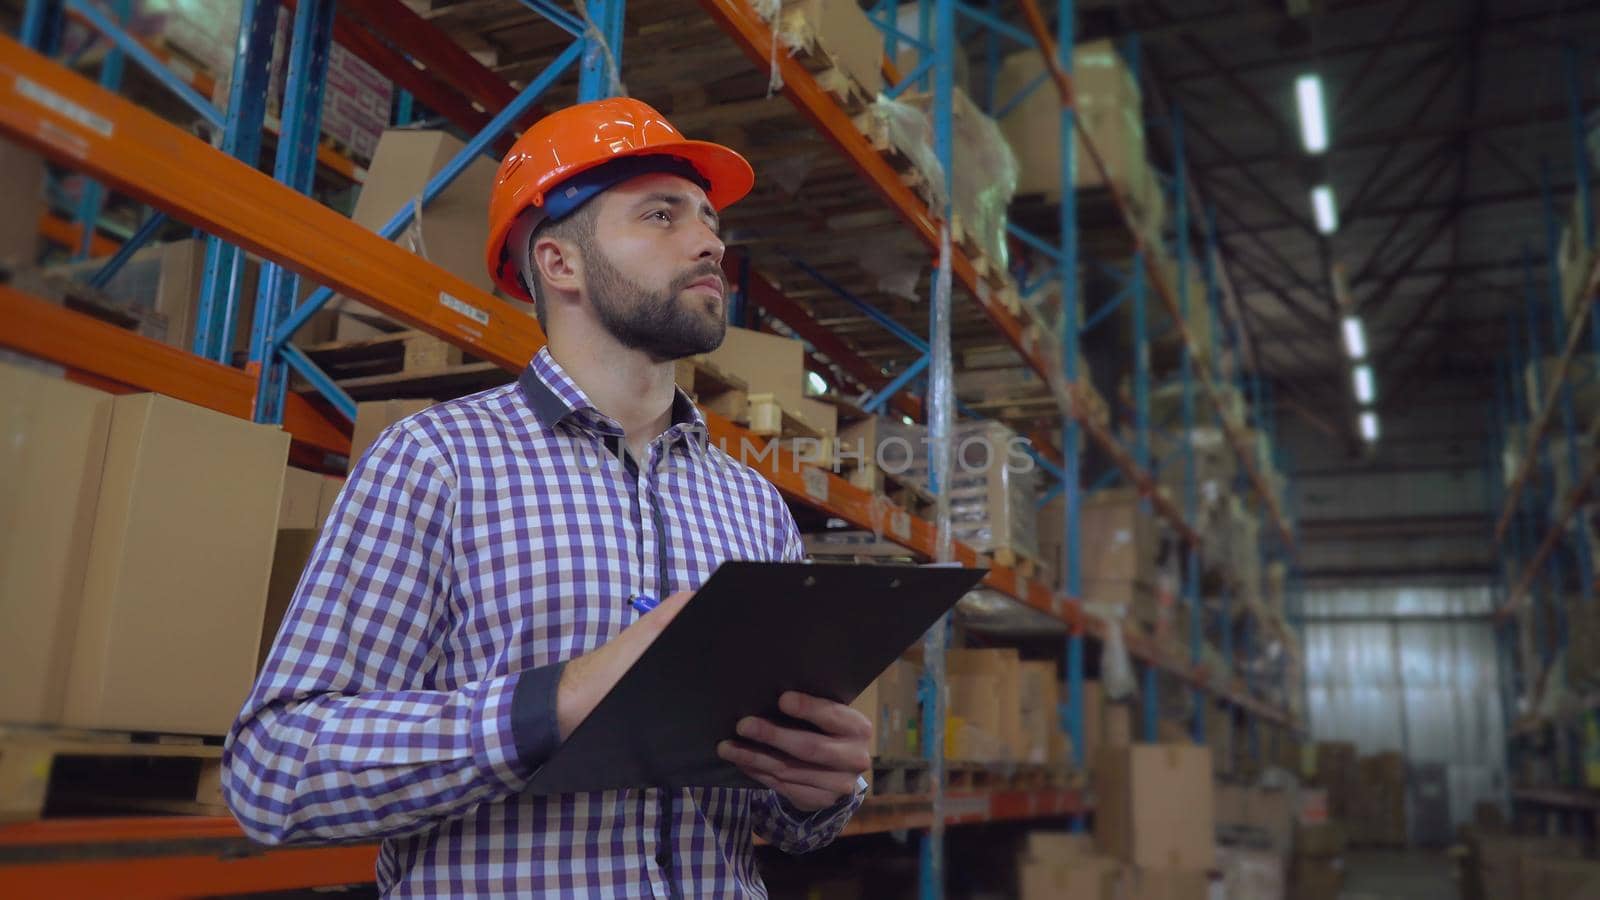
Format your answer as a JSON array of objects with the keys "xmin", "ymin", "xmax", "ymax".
[{"xmin": 485, "ymin": 97, "xmax": 755, "ymax": 301}]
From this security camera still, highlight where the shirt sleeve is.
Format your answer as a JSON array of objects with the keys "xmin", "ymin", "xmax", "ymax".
[
  {"xmin": 749, "ymin": 777, "xmax": 868, "ymax": 853},
  {"xmin": 748, "ymin": 482, "xmax": 866, "ymax": 852},
  {"xmin": 221, "ymin": 422, "xmax": 555, "ymax": 845}
]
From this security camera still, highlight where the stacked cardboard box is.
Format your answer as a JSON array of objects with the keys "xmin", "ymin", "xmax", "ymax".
[
  {"xmin": 1351, "ymin": 752, "xmax": 1407, "ymax": 847},
  {"xmin": 1, "ymin": 361, "xmax": 290, "ymax": 735},
  {"xmin": 1217, "ymin": 846, "xmax": 1286, "ymax": 900},
  {"xmin": 1075, "ymin": 487, "xmax": 1156, "ymax": 612},
  {"xmin": 1019, "ymin": 661, "xmax": 1066, "ymax": 766},
  {"xmin": 772, "ymin": 0, "xmax": 885, "ymax": 99},
  {"xmin": 946, "ymin": 648, "xmax": 1023, "ymax": 762},
  {"xmin": 1017, "ymin": 831, "xmax": 1123, "ymax": 900},
  {"xmin": 850, "ymin": 658, "xmax": 922, "ymax": 762},
  {"xmin": 0, "ymin": 141, "xmax": 46, "ymax": 267},
  {"xmin": 1311, "ymin": 741, "xmax": 1359, "ymax": 820},
  {"xmin": 698, "ymin": 326, "xmax": 838, "ymax": 447},
  {"xmin": 1521, "ymin": 856, "xmax": 1600, "ymax": 900},
  {"xmin": 1094, "ymin": 744, "xmax": 1214, "ymax": 898},
  {"xmin": 1247, "ymin": 787, "xmax": 1295, "ymax": 854},
  {"xmin": 1460, "ymin": 832, "xmax": 1585, "ymax": 900},
  {"xmin": 1290, "ymin": 822, "xmax": 1346, "ymax": 900},
  {"xmin": 993, "ymin": 40, "xmax": 1162, "ymax": 234}
]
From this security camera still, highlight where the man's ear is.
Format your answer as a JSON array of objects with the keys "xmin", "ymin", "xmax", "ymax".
[{"xmin": 532, "ymin": 234, "xmax": 583, "ymax": 297}]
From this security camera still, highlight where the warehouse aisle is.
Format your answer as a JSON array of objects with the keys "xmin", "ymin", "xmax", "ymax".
[{"xmin": 1340, "ymin": 850, "xmax": 1459, "ymax": 900}]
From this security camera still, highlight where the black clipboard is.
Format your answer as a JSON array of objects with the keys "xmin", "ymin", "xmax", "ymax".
[{"xmin": 524, "ymin": 561, "xmax": 986, "ymax": 795}]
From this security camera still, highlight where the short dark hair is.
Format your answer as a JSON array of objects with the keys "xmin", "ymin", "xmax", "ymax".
[{"xmin": 527, "ymin": 200, "xmax": 601, "ymax": 332}]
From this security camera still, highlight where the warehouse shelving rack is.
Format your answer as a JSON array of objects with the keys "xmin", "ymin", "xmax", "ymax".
[
  {"xmin": 1491, "ymin": 44, "xmax": 1600, "ymax": 833},
  {"xmin": 0, "ymin": 0, "xmax": 1296, "ymax": 894}
]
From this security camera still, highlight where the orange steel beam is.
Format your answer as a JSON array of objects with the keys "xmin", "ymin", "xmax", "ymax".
[
  {"xmin": 36, "ymin": 211, "xmax": 120, "ymax": 257},
  {"xmin": 0, "ymin": 844, "xmax": 378, "ymax": 897},
  {"xmin": 0, "ymin": 286, "xmax": 350, "ymax": 455},
  {"xmin": 1496, "ymin": 453, "xmax": 1600, "ymax": 622},
  {"xmin": 1495, "ymin": 295, "xmax": 1599, "ymax": 543}
]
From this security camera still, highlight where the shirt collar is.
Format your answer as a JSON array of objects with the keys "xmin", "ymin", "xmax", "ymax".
[{"xmin": 518, "ymin": 347, "xmax": 708, "ymax": 449}]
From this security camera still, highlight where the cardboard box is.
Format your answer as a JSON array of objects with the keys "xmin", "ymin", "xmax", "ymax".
[
  {"xmin": 63, "ymin": 394, "xmax": 288, "ymax": 735},
  {"xmin": 947, "ymin": 672, "xmax": 1008, "ymax": 762},
  {"xmin": 1081, "ymin": 487, "xmax": 1156, "ymax": 583},
  {"xmin": 351, "ymin": 399, "xmax": 435, "ymax": 463},
  {"xmin": 0, "ymin": 140, "xmax": 45, "ymax": 267},
  {"xmin": 1519, "ymin": 856, "xmax": 1600, "ymax": 900},
  {"xmin": 1288, "ymin": 857, "xmax": 1344, "ymax": 900},
  {"xmin": 1020, "ymin": 858, "xmax": 1122, "ymax": 900},
  {"xmin": 279, "ymin": 466, "xmax": 329, "ymax": 531},
  {"xmin": 1247, "ymin": 787, "xmax": 1295, "ymax": 853},
  {"xmin": 994, "ymin": 41, "xmax": 1158, "ymax": 229},
  {"xmin": 1215, "ymin": 783, "xmax": 1249, "ymax": 829},
  {"xmin": 1024, "ymin": 831, "xmax": 1096, "ymax": 861},
  {"xmin": 850, "ymin": 658, "xmax": 921, "ymax": 759},
  {"xmin": 1218, "ymin": 848, "xmax": 1286, "ymax": 900},
  {"xmin": 1095, "ymin": 744, "xmax": 1215, "ymax": 870},
  {"xmin": 1104, "ymin": 699, "xmax": 1134, "ymax": 749},
  {"xmin": 1293, "ymin": 822, "xmax": 1346, "ymax": 858},
  {"xmin": 783, "ymin": 0, "xmax": 884, "ymax": 98},
  {"xmin": 700, "ymin": 326, "xmax": 836, "ymax": 439},
  {"xmin": 0, "ymin": 363, "xmax": 113, "ymax": 724},
  {"xmin": 335, "ymin": 130, "xmax": 499, "ymax": 330},
  {"xmin": 1123, "ymin": 867, "xmax": 1209, "ymax": 900},
  {"xmin": 947, "ymin": 648, "xmax": 1023, "ymax": 762},
  {"xmin": 1020, "ymin": 660, "xmax": 1061, "ymax": 765}
]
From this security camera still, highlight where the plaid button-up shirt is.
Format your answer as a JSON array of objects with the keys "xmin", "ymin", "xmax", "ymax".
[{"xmin": 223, "ymin": 347, "xmax": 863, "ymax": 898}]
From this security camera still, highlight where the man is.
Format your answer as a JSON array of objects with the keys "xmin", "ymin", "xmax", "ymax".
[{"xmin": 223, "ymin": 98, "xmax": 872, "ymax": 897}]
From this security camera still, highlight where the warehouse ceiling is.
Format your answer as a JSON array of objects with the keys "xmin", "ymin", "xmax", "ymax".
[{"xmin": 1102, "ymin": 0, "xmax": 1600, "ymax": 423}]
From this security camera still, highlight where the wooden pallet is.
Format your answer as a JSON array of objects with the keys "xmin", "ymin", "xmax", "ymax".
[
  {"xmin": 870, "ymin": 758, "xmax": 930, "ymax": 797},
  {"xmin": 298, "ymin": 329, "xmax": 516, "ymax": 401},
  {"xmin": 0, "ymin": 726, "xmax": 226, "ymax": 822},
  {"xmin": 4, "ymin": 264, "xmax": 169, "ymax": 342},
  {"xmin": 989, "ymin": 545, "xmax": 1039, "ymax": 579}
]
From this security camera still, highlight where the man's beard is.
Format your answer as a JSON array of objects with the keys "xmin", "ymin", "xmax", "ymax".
[{"xmin": 587, "ymin": 248, "xmax": 728, "ymax": 362}]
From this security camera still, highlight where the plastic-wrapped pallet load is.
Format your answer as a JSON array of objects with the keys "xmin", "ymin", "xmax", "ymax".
[{"xmin": 893, "ymin": 420, "xmax": 1040, "ymax": 565}]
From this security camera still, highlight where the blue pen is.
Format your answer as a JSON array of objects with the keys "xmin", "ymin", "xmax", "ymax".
[{"xmin": 630, "ymin": 594, "xmax": 660, "ymax": 615}]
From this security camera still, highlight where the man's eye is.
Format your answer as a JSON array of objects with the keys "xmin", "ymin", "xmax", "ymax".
[{"xmin": 649, "ymin": 209, "xmax": 673, "ymax": 223}]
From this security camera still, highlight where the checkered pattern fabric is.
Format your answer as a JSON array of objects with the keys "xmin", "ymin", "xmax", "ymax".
[{"xmin": 223, "ymin": 347, "xmax": 863, "ymax": 897}]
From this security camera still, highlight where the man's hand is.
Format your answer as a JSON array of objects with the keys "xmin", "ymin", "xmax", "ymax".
[
  {"xmin": 556, "ymin": 590, "xmax": 694, "ymax": 741},
  {"xmin": 716, "ymin": 691, "xmax": 872, "ymax": 812}
]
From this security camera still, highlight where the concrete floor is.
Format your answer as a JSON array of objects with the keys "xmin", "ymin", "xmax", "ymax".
[{"xmin": 1340, "ymin": 850, "xmax": 1460, "ymax": 900}]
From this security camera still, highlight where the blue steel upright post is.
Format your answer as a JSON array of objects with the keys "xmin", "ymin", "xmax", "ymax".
[
  {"xmin": 194, "ymin": 0, "xmax": 279, "ymax": 363},
  {"xmin": 1055, "ymin": 0, "xmax": 1087, "ymax": 835},
  {"xmin": 251, "ymin": 0, "xmax": 334, "ymax": 424},
  {"xmin": 918, "ymin": 0, "xmax": 957, "ymax": 893},
  {"xmin": 71, "ymin": 0, "xmax": 132, "ymax": 261},
  {"xmin": 1172, "ymin": 107, "xmax": 1203, "ymax": 745}
]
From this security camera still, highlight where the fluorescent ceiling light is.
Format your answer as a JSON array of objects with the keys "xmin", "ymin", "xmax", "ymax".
[
  {"xmin": 1342, "ymin": 316, "xmax": 1366, "ymax": 359},
  {"xmin": 1312, "ymin": 184, "xmax": 1339, "ymax": 235},
  {"xmin": 1295, "ymin": 74, "xmax": 1329, "ymax": 154},
  {"xmin": 806, "ymin": 371, "xmax": 828, "ymax": 395},
  {"xmin": 1359, "ymin": 410, "xmax": 1380, "ymax": 443},
  {"xmin": 1353, "ymin": 364, "xmax": 1375, "ymax": 405}
]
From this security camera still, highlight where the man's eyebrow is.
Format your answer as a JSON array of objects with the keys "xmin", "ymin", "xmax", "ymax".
[{"xmin": 639, "ymin": 192, "xmax": 719, "ymax": 230}]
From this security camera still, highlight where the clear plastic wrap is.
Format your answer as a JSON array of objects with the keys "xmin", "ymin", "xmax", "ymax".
[
  {"xmin": 901, "ymin": 89, "xmax": 1018, "ymax": 272},
  {"xmin": 859, "ymin": 95, "xmax": 948, "ymax": 213},
  {"xmin": 1089, "ymin": 601, "xmax": 1138, "ymax": 701}
]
